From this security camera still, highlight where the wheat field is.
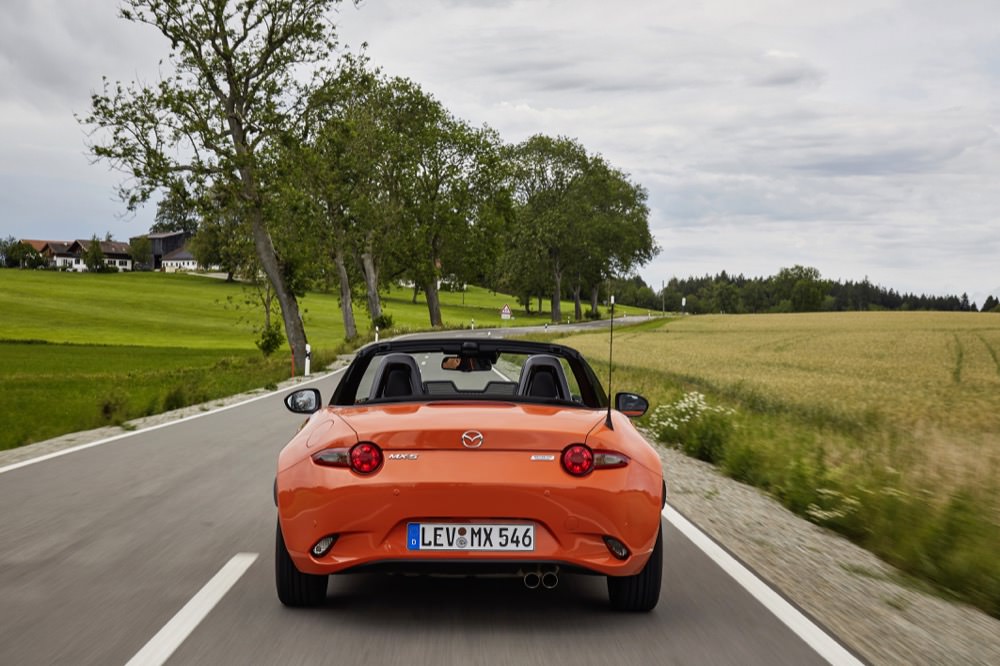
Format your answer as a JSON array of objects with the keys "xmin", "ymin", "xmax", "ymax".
[
  {"xmin": 558, "ymin": 311, "xmax": 1000, "ymax": 614},
  {"xmin": 565, "ymin": 311, "xmax": 1000, "ymax": 485}
]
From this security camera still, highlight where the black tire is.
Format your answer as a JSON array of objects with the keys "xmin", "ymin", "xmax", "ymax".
[
  {"xmin": 275, "ymin": 520, "xmax": 328, "ymax": 607},
  {"xmin": 607, "ymin": 523, "xmax": 663, "ymax": 612}
]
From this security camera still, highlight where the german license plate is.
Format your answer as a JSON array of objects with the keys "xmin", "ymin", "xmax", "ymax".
[{"xmin": 406, "ymin": 523, "xmax": 534, "ymax": 551}]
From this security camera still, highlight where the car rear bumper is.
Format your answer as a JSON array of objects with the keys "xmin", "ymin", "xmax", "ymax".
[{"xmin": 277, "ymin": 450, "xmax": 663, "ymax": 577}]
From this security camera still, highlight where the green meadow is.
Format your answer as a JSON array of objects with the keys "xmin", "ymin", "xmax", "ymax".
[{"xmin": 0, "ymin": 270, "xmax": 593, "ymax": 448}]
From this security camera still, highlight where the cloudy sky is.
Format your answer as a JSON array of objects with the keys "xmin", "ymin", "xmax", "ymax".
[{"xmin": 2, "ymin": 1, "xmax": 998, "ymax": 303}]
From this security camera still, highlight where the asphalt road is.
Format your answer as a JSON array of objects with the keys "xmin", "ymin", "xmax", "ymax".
[{"xmin": 0, "ymin": 368, "xmax": 836, "ymax": 665}]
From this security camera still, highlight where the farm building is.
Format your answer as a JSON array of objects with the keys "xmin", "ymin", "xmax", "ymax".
[
  {"xmin": 14, "ymin": 238, "xmax": 133, "ymax": 271},
  {"xmin": 40, "ymin": 241, "xmax": 76, "ymax": 269},
  {"xmin": 161, "ymin": 246, "xmax": 200, "ymax": 272},
  {"xmin": 146, "ymin": 231, "xmax": 191, "ymax": 269},
  {"xmin": 66, "ymin": 239, "xmax": 134, "ymax": 272}
]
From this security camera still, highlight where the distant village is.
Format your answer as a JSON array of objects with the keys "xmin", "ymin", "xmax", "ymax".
[{"xmin": 2, "ymin": 230, "xmax": 207, "ymax": 272}]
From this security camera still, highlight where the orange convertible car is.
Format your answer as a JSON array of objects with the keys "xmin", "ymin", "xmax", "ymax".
[{"xmin": 275, "ymin": 338, "xmax": 664, "ymax": 611}]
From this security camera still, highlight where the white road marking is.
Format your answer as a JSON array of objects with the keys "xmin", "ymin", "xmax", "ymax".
[
  {"xmin": 0, "ymin": 368, "xmax": 347, "ymax": 476},
  {"xmin": 662, "ymin": 505, "xmax": 864, "ymax": 666},
  {"xmin": 125, "ymin": 552, "xmax": 258, "ymax": 666}
]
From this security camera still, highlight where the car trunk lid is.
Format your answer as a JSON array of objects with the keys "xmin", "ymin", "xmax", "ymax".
[{"xmin": 334, "ymin": 401, "xmax": 605, "ymax": 451}]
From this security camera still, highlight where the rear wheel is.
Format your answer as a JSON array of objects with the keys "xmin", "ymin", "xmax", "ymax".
[
  {"xmin": 275, "ymin": 520, "xmax": 328, "ymax": 607},
  {"xmin": 607, "ymin": 523, "xmax": 663, "ymax": 612}
]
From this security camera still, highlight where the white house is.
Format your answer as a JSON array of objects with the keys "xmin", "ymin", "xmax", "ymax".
[
  {"xmin": 162, "ymin": 246, "xmax": 200, "ymax": 272},
  {"xmin": 66, "ymin": 239, "xmax": 134, "ymax": 272}
]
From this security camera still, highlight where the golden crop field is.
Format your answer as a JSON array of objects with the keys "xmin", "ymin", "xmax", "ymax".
[
  {"xmin": 559, "ymin": 311, "xmax": 1000, "ymax": 615},
  {"xmin": 564, "ymin": 312, "xmax": 1000, "ymax": 484}
]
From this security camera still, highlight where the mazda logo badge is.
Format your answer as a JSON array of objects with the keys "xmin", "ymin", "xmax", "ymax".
[{"xmin": 461, "ymin": 430, "xmax": 484, "ymax": 448}]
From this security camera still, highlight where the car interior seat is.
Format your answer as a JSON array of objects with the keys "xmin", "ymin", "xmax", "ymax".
[
  {"xmin": 516, "ymin": 355, "xmax": 571, "ymax": 401},
  {"xmin": 369, "ymin": 354, "xmax": 424, "ymax": 400}
]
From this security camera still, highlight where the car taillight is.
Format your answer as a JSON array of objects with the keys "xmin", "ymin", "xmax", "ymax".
[
  {"xmin": 561, "ymin": 445, "xmax": 629, "ymax": 476},
  {"xmin": 313, "ymin": 442, "xmax": 383, "ymax": 474},
  {"xmin": 349, "ymin": 442, "xmax": 383, "ymax": 474},
  {"xmin": 562, "ymin": 444, "xmax": 594, "ymax": 476}
]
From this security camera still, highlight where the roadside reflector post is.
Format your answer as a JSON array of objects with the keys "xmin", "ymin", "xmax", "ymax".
[
  {"xmin": 471, "ymin": 319, "xmax": 475, "ymax": 330},
  {"xmin": 304, "ymin": 343, "xmax": 311, "ymax": 377},
  {"xmin": 375, "ymin": 326, "xmax": 379, "ymax": 342}
]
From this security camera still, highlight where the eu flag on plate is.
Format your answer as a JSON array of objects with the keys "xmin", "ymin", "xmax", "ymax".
[{"xmin": 407, "ymin": 523, "xmax": 421, "ymax": 550}]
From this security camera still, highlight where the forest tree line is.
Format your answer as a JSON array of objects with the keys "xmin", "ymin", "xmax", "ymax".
[{"xmin": 610, "ymin": 265, "xmax": 1000, "ymax": 314}]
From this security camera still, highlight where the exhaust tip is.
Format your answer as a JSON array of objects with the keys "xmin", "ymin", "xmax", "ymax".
[
  {"xmin": 541, "ymin": 571, "xmax": 558, "ymax": 589},
  {"xmin": 523, "ymin": 572, "xmax": 541, "ymax": 589}
]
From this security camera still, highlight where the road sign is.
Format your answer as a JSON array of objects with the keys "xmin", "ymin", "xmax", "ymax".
[{"xmin": 500, "ymin": 304, "xmax": 512, "ymax": 320}]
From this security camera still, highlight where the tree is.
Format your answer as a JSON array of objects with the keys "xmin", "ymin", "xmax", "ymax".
[
  {"xmin": 130, "ymin": 235, "xmax": 153, "ymax": 270},
  {"xmin": 83, "ymin": 235, "xmax": 107, "ymax": 272},
  {"xmin": 791, "ymin": 278, "xmax": 825, "ymax": 312},
  {"xmin": 389, "ymin": 98, "xmax": 503, "ymax": 327},
  {"xmin": 152, "ymin": 182, "xmax": 199, "ymax": 234},
  {"xmin": 0, "ymin": 237, "xmax": 12, "ymax": 267},
  {"xmin": 2, "ymin": 239, "xmax": 32, "ymax": 268},
  {"xmin": 303, "ymin": 61, "xmax": 431, "ymax": 326},
  {"xmin": 82, "ymin": 0, "xmax": 356, "ymax": 372},
  {"xmin": 510, "ymin": 135, "xmax": 589, "ymax": 323}
]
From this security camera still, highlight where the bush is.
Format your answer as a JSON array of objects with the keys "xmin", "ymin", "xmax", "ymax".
[
  {"xmin": 163, "ymin": 385, "xmax": 188, "ymax": 411},
  {"xmin": 372, "ymin": 313, "xmax": 393, "ymax": 330},
  {"xmin": 256, "ymin": 322, "xmax": 284, "ymax": 356},
  {"xmin": 649, "ymin": 392, "xmax": 735, "ymax": 463},
  {"xmin": 99, "ymin": 391, "xmax": 128, "ymax": 423},
  {"xmin": 585, "ymin": 309, "xmax": 602, "ymax": 320}
]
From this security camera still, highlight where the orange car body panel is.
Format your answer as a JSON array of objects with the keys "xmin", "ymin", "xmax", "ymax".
[{"xmin": 276, "ymin": 401, "xmax": 663, "ymax": 577}]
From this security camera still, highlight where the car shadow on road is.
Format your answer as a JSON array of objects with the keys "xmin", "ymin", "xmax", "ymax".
[{"xmin": 311, "ymin": 572, "xmax": 663, "ymax": 630}]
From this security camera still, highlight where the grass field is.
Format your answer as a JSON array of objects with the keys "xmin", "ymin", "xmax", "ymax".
[
  {"xmin": 554, "ymin": 312, "xmax": 1000, "ymax": 617},
  {"xmin": 0, "ymin": 270, "xmax": 600, "ymax": 448}
]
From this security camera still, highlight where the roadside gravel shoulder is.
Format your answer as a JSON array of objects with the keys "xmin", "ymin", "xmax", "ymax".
[{"xmin": 658, "ymin": 445, "xmax": 1000, "ymax": 665}]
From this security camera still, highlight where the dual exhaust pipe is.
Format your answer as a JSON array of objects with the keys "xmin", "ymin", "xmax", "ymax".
[{"xmin": 523, "ymin": 568, "xmax": 559, "ymax": 589}]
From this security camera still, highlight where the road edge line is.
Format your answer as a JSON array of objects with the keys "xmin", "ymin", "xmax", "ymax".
[
  {"xmin": 0, "ymin": 369, "xmax": 346, "ymax": 476},
  {"xmin": 124, "ymin": 552, "xmax": 258, "ymax": 666},
  {"xmin": 662, "ymin": 504, "xmax": 866, "ymax": 666}
]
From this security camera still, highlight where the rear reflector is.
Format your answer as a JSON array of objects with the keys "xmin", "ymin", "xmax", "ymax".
[
  {"xmin": 311, "ymin": 535, "xmax": 338, "ymax": 557},
  {"xmin": 603, "ymin": 536, "xmax": 630, "ymax": 560}
]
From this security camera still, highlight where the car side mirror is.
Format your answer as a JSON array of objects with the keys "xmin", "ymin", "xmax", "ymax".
[
  {"xmin": 615, "ymin": 392, "xmax": 648, "ymax": 418},
  {"xmin": 285, "ymin": 388, "xmax": 322, "ymax": 414}
]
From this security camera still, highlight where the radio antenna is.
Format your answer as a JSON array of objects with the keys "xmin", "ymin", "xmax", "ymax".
[{"xmin": 605, "ymin": 294, "xmax": 615, "ymax": 430}]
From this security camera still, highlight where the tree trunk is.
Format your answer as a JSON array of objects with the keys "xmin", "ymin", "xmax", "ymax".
[
  {"xmin": 229, "ymin": 109, "xmax": 306, "ymax": 372},
  {"xmin": 249, "ymin": 209, "xmax": 308, "ymax": 372},
  {"xmin": 573, "ymin": 283, "xmax": 582, "ymax": 321},
  {"xmin": 591, "ymin": 286, "xmax": 600, "ymax": 314},
  {"xmin": 424, "ymin": 278, "xmax": 443, "ymax": 327},
  {"xmin": 412, "ymin": 283, "xmax": 420, "ymax": 304},
  {"xmin": 551, "ymin": 269, "xmax": 562, "ymax": 323},
  {"xmin": 334, "ymin": 246, "xmax": 357, "ymax": 340},
  {"xmin": 360, "ymin": 249, "xmax": 382, "ymax": 321}
]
